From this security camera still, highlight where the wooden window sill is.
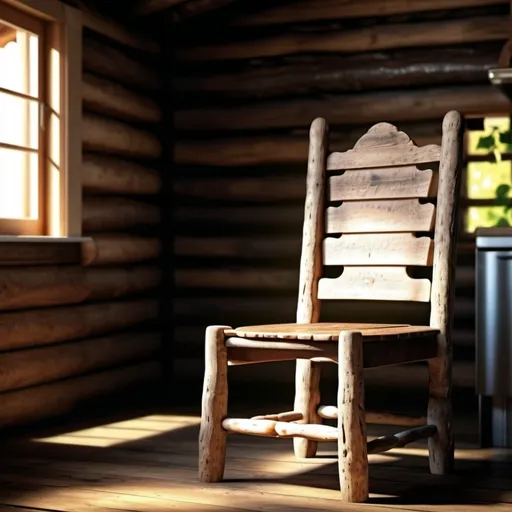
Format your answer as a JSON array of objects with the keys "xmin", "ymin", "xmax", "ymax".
[{"xmin": 0, "ymin": 236, "xmax": 92, "ymax": 266}]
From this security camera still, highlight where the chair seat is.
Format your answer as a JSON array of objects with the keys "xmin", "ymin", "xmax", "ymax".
[{"xmin": 227, "ymin": 322, "xmax": 439, "ymax": 342}]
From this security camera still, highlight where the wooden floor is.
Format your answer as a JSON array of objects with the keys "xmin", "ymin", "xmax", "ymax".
[{"xmin": 0, "ymin": 403, "xmax": 511, "ymax": 512}]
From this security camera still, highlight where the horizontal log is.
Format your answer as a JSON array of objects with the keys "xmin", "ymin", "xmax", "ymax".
[
  {"xmin": 222, "ymin": 417, "xmax": 339, "ymax": 441},
  {"xmin": 83, "ymin": 113, "xmax": 162, "ymax": 159},
  {"xmin": 251, "ymin": 411, "xmax": 303, "ymax": 422},
  {"xmin": 83, "ymin": 36, "xmax": 161, "ymax": 90},
  {"xmin": 0, "ymin": 265, "xmax": 161, "ymax": 311},
  {"xmin": 82, "ymin": 153, "xmax": 162, "ymax": 195},
  {"xmin": 0, "ymin": 361, "xmax": 160, "ymax": 428},
  {"xmin": 83, "ymin": 73, "xmax": 161, "ymax": 124},
  {"xmin": 174, "ymin": 235, "xmax": 301, "ymax": 259},
  {"xmin": 0, "ymin": 238, "xmax": 83, "ymax": 266},
  {"xmin": 174, "ymin": 176, "xmax": 304, "ymax": 202},
  {"xmin": 232, "ymin": 0, "xmax": 507, "ymax": 26},
  {"xmin": 83, "ymin": 197, "xmax": 161, "ymax": 232},
  {"xmin": 175, "ymin": 268, "xmax": 297, "ymax": 290},
  {"xmin": 132, "ymin": 0, "xmax": 189, "ymax": 16},
  {"xmin": 0, "ymin": 332, "xmax": 160, "ymax": 393},
  {"xmin": 174, "ymin": 44, "xmax": 499, "ymax": 99},
  {"xmin": 168, "ymin": 0, "xmax": 236, "ymax": 23},
  {"xmin": 82, "ymin": 235, "xmax": 162, "ymax": 266},
  {"xmin": 176, "ymin": 85, "xmax": 511, "ymax": 132},
  {"xmin": 176, "ymin": 15, "xmax": 508, "ymax": 61},
  {"xmin": 0, "ymin": 299, "xmax": 159, "ymax": 351},
  {"xmin": 366, "ymin": 425, "xmax": 437, "ymax": 455},
  {"xmin": 175, "ymin": 123, "xmax": 443, "ymax": 166},
  {"xmin": 317, "ymin": 405, "xmax": 427, "ymax": 427}
]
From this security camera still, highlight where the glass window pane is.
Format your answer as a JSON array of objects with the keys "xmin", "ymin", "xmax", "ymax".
[
  {"xmin": 467, "ymin": 117, "xmax": 511, "ymax": 155},
  {"xmin": 0, "ymin": 147, "xmax": 38, "ymax": 219},
  {"xmin": 466, "ymin": 206, "xmax": 511, "ymax": 233},
  {"xmin": 467, "ymin": 160, "xmax": 512, "ymax": 199},
  {"xmin": 0, "ymin": 90, "xmax": 38, "ymax": 149},
  {"xmin": 0, "ymin": 22, "xmax": 39, "ymax": 97}
]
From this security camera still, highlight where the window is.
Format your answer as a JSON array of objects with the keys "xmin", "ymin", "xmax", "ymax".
[
  {"xmin": 464, "ymin": 116, "xmax": 512, "ymax": 233},
  {"xmin": 0, "ymin": 0, "xmax": 82, "ymax": 237}
]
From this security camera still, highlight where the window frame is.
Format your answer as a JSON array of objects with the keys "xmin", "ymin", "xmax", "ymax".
[{"xmin": 0, "ymin": 0, "xmax": 82, "ymax": 237}]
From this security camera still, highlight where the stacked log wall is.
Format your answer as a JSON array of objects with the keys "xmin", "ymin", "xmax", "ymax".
[
  {"xmin": 0, "ymin": 21, "xmax": 164, "ymax": 428},
  {"xmin": 171, "ymin": 0, "xmax": 508, "ymax": 396}
]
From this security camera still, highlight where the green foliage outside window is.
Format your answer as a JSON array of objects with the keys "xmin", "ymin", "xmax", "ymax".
[{"xmin": 467, "ymin": 117, "xmax": 512, "ymax": 232}]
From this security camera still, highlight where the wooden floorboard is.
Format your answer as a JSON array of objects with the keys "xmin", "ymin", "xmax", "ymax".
[{"xmin": 0, "ymin": 404, "xmax": 510, "ymax": 512}]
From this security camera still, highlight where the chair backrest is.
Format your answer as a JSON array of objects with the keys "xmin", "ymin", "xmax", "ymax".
[{"xmin": 296, "ymin": 112, "xmax": 463, "ymax": 333}]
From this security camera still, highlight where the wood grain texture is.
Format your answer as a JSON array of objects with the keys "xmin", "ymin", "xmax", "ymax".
[
  {"xmin": 232, "ymin": 0, "xmax": 506, "ymax": 26},
  {"xmin": 0, "ymin": 240, "xmax": 82, "ymax": 266},
  {"xmin": 0, "ymin": 265, "xmax": 161, "ymax": 311},
  {"xmin": 338, "ymin": 331, "xmax": 368, "ymax": 502},
  {"xmin": 175, "ymin": 85, "xmax": 508, "ymax": 132},
  {"xmin": 83, "ymin": 197, "xmax": 161, "ymax": 232},
  {"xmin": 0, "ymin": 299, "xmax": 159, "ymax": 351},
  {"xmin": 0, "ymin": 361, "xmax": 160, "ymax": 428},
  {"xmin": 323, "ymin": 233, "xmax": 434, "ymax": 266},
  {"xmin": 82, "ymin": 235, "xmax": 162, "ymax": 266},
  {"xmin": 83, "ymin": 114, "xmax": 162, "ymax": 159},
  {"xmin": 317, "ymin": 406, "xmax": 427, "ymax": 427},
  {"xmin": 326, "ymin": 200, "xmax": 436, "ymax": 234},
  {"xmin": 199, "ymin": 325, "xmax": 231, "ymax": 483},
  {"xmin": 0, "ymin": 332, "xmax": 160, "ymax": 393},
  {"xmin": 366, "ymin": 425, "xmax": 437, "ymax": 455},
  {"xmin": 82, "ymin": 154, "xmax": 161, "ymax": 195},
  {"xmin": 428, "ymin": 110, "xmax": 463, "ymax": 474},
  {"xmin": 329, "ymin": 166, "xmax": 437, "ymax": 200},
  {"xmin": 83, "ymin": 36, "xmax": 160, "ymax": 90},
  {"xmin": 83, "ymin": 73, "xmax": 161, "ymax": 124},
  {"xmin": 318, "ymin": 267, "xmax": 432, "ymax": 302},
  {"xmin": 294, "ymin": 118, "xmax": 328, "ymax": 458},
  {"xmin": 177, "ymin": 15, "xmax": 508, "ymax": 61}
]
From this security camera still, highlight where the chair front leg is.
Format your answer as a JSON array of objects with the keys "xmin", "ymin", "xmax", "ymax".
[
  {"xmin": 199, "ymin": 325, "xmax": 231, "ymax": 483},
  {"xmin": 338, "ymin": 331, "xmax": 368, "ymax": 503},
  {"xmin": 293, "ymin": 359, "xmax": 322, "ymax": 458}
]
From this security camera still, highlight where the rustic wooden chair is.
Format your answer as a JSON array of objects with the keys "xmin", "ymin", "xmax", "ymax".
[{"xmin": 198, "ymin": 111, "xmax": 463, "ymax": 502}]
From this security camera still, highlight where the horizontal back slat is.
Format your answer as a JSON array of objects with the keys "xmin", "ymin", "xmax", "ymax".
[
  {"xmin": 318, "ymin": 266, "xmax": 431, "ymax": 302},
  {"xmin": 329, "ymin": 166, "xmax": 437, "ymax": 201},
  {"xmin": 326, "ymin": 199, "xmax": 435, "ymax": 234},
  {"xmin": 327, "ymin": 144, "xmax": 441, "ymax": 171},
  {"xmin": 323, "ymin": 233, "xmax": 434, "ymax": 266}
]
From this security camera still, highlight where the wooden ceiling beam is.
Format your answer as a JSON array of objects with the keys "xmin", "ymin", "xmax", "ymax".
[
  {"xmin": 132, "ymin": 0, "xmax": 189, "ymax": 17},
  {"xmin": 167, "ymin": 0, "xmax": 237, "ymax": 23}
]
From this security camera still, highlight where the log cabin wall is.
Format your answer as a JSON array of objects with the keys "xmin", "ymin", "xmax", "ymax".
[
  {"xmin": 171, "ymin": 0, "xmax": 512, "ymax": 399},
  {"xmin": 0, "ymin": 13, "xmax": 165, "ymax": 428}
]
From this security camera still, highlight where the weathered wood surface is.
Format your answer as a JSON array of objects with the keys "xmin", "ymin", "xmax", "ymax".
[
  {"xmin": 318, "ymin": 267, "xmax": 431, "ymax": 302},
  {"xmin": 82, "ymin": 154, "xmax": 162, "ymax": 195},
  {"xmin": 0, "ymin": 265, "xmax": 161, "ymax": 311},
  {"xmin": 0, "ymin": 332, "xmax": 160, "ymax": 393},
  {"xmin": 367, "ymin": 425, "xmax": 437, "ymax": 455},
  {"xmin": 323, "ymin": 234, "xmax": 434, "ymax": 267},
  {"xmin": 329, "ymin": 166, "xmax": 437, "ymax": 200},
  {"xmin": 83, "ymin": 114, "xmax": 162, "ymax": 158},
  {"xmin": 199, "ymin": 325, "xmax": 230, "ymax": 483},
  {"xmin": 174, "ymin": 45, "xmax": 499, "ymax": 99},
  {"xmin": 83, "ymin": 73, "xmax": 161, "ymax": 124},
  {"xmin": 251, "ymin": 411, "xmax": 303, "ymax": 422},
  {"xmin": 174, "ymin": 122, "xmax": 443, "ymax": 166},
  {"xmin": 82, "ymin": 235, "xmax": 162, "ymax": 266},
  {"xmin": 294, "ymin": 118, "xmax": 328, "ymax": 458},
  {"xmin": 83, "ymin": 197, "xmax": 161, "ymax": 232},
  {"xmin": 326, "ymin": 200, "xmax": 436, "ymax": 234},
  {"xmin": 0, "ymin": 361, "xmax": 160, "ymax": 428},
  {"xmin": 428, "ymin": 111, "xmax": 463, "ymax": 474},
  {"xmin": 83, "ymin": 36, "xmax": 161, "ymax": 90},
  {"xmin": 0, "ymin": 299, "xmax": 159, "ymax": 351},
  {"xmin": 338, "ymin": 331, "xmax": 368, "ymax": 502},
  {"xmin": 232, "ymin": 0, "xmax": 507, "ymax": 26},
  {"xmin": 176, "ymin": 85, "xmax": 509, "ymax": 132},
  {"xmin": 176, "ymin": 15, "xmax": 508, "ymax": 61},
  {"xmin": 317, "ymin": 406, "xmax": 427, "ymax": 427},
  {"xmin": 232, "ymin": 323, "xmax": 437, "ymax": 342}
]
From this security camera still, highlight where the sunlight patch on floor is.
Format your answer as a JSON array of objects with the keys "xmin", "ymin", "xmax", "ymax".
[{"xmin": 33, "ymin": 414, "xmax": 201, "ymax": 447}]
